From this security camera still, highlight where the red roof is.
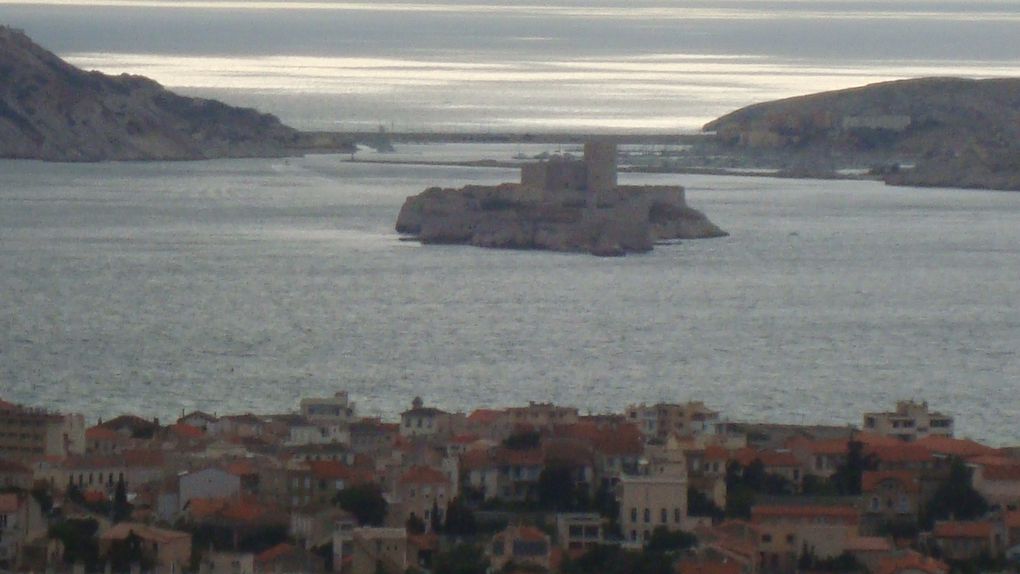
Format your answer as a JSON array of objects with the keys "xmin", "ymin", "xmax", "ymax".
[
  {"xmin": 85, "ymin": 426, "xmax": 121, "ymax": 441},
  {"xmin": 703, "ymin": 445, "xmax": 730, "ymax": 461},
  {"xmin": 751, "ymin": 505, "xmax": 858, "ymax": 523},
  {"xmin": 515, "ymin": 525, "xmax": 548, "ymax": 543},
  {"xmin": 874, "ymin": 551, "xmax": 947, "ymax": 574},
  {"xmin": 451, "ymin": 433, "xmax": 481, "ymax": 445},
  {"xmin": 467, "ymin": 409, "xmax": 503, "ymax": 424},
  {"xmin": 83, "ymin": 490, "xmax": 108, "ymax": 504},
  {"xmin": 308, "ymin": 460, "xmax": 356, "ymax": 481},
  {"xmin": 496, "ymin": 448, "xmax": 545, "ymax": 467},
  {"xmin": 256, "ymin": 543, "xmax": 295, "ymax": 564},
  {"xmin": 554, "ymin": 422, "xmax": 643, "ymax": 456},
  {"xmin": 0, "ymin": 458, "xmax": 31, "ymax": 474},
  {"xmin": 861, "ymin": 470, "xmax": 920, "ymax": 493},
  {"xmin": 867, "ymin": 443, "xmax": 935, "ymax": 464},
  {"xmin": 1005, "ymin": 510, "xmax": 1020, "ymax": 529},
  {"xmin": 0, "ymin": 493, "xmax": 22, "ymax": 513},
  {"xmin": 399, "ymin": 465, "xmax": 449, "ymax": 485},
  {"xmin": 678, "ymin": 558, "xmax": 743, "ymax": 574},
  {"xmin": 915, "ymin": 436, "xmax": 997, "ymax": 459},
  {"xmin": 733, "ymin": 448, "xmax": 799, "ymax": 468},
  {"xmin": 168, "ymin": 423, "xmax": 205, "ymax": 439},
  {"xmin": 979, "ymin": 464, "xmax": 1020, "ymax": 481},
  {"xmin": 226, "ymin": 460, "xmax": 257, "ymax": 477},
  {"xmin": 933, "ymin": 520, "xmax": 994, "ymax": 539},
  {"xmin": 0, "ymin": 398, "xmax": 17, "ymax": 410}
]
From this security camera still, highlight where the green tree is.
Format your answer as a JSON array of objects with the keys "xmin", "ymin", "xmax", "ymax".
[
  {"xmin": 686, "ymin": 487, "xmax": 723, "ymax": 519},
  {"xmin": 923, "ymin": 457, "xmax": 989, "ymax": 527},
  {"xmin": 113, "ymin": 477, "xmax": 131, "ymax": 522},
  {"xmin": 335, "ymin": 483, "xmax": 388, "ymax": 526},
  {"xmin": 503, "ymin": 431, "xmax": 540, "ymax": 450},
  {"xmin": 645, "ymin": 526, "xmax": 697, "ymax": 554},
  {"xmin": 443, "ymin": 497, "xmax": 478, "ymax": 537},
  {"xmin": 406, "ymin": 513, "xmax": 426, "ymax": 534},
  {"xmin": 831, "ymin": 439, "xmax": 876, "ymax": 496},
  {"xmin": 432, "ymin": 543, "xmax": 489, "ymax": 574},
  {"xmin": 537, "ymin": 462, "xmax": 582, "ymax": 511},
  {"xmin": 48, "ymin": 518, "xmax": 100, "ymax": 570}
]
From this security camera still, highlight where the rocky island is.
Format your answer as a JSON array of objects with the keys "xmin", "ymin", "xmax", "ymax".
[
  {"xmin": 396, "ymin": 142, "xmax": 727, "ymax": 256},
  {"xmin": 0, "ymin": 26, "xmax": 353, "ymax": 161}
]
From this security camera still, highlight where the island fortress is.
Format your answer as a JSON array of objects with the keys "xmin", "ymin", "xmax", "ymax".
[{"xmin": 395, "ymin": 141, "xmax": 727, "ymax": 256}]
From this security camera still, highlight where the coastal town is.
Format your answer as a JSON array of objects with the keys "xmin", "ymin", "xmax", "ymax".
[{"xmin": 1, "ymin": 394, "xmax": 1019, "ymax": 574}]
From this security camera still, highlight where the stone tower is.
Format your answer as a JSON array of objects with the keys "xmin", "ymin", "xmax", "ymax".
[{"xmin": 583, "ymin": 141, "xmax": 618, "ymax": 197}]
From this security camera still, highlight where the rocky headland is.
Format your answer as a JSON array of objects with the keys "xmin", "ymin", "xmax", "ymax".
[
  {"xmin": 0, "ymin": 26, "xmax": 352, "ymax": 161},
  {"xmin": 701, "ymin": 77, "xmax": 1020, "ymax": 191},
  {"xmin": 396, "ymin": 142, "xmax": 727, "ymax": 256}
]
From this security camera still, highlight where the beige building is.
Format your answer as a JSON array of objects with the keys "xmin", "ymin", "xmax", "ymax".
[
  {"xmin": 98, "ymin": 523, "xmax": 191, "ymax": 572},
  {"xmin": 625, "ymin": 401, "xmax": 721, "ymax": 441},
  {"xmin": 488, "ymin": 524, "xmax": 551, "ymax": 572},
  {"xmin": 399, "ymin": 397, "xmax": 461, "ymax": 440},
  {"xmin": 395, "ymin": 465, "xmax": 451, "ymax": 531},
  {"xmin": 862, "ymin": 401, "xmax": 953, "ymax": 442},
  {"xmin": 618, "ymin": 448, "xmax": 688, "ymax": 545},
  {"xmin": 506, "ymin": 402, "xmax": 578, "ymax": 431},
  {"xmin": 751, "ymin": 504, "xmax": 860, "ymax": 574},
  {"xmin": 351, "ymin": 528, "xmax": 407, "ymax": 574},
  {"xmin": 555, "ymin": 513, "xmax": 605, "ymax": 551},
  {"xmin": 0, "ymin": 399, "xmax": 85, "ymax": 462}
]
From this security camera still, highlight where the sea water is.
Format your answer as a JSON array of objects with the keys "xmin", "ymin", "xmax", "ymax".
[{"xmin": 1, "ymin": 153, "xmax": 1018, "ymax": 444}]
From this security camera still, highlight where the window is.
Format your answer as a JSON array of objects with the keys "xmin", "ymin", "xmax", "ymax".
[
  {"xmin": 786, "ymin": 534, "xmax": 795, "ymax": 544},
  {"xmin": 661, "ymin": 508, "xmax": 667, "ymax": 523},
  {"xmin": 630, "ymin": 508, "xmax": 637, "ymax": 522},
  {"xmin": 643, "ymin": 508, "xmax": 650, "ymax": 523},
  {"xmin": 762, "ymin": 534, "xmax": 772, "ymax": 543},
  {"xmin": 674, "ymin": 508, "xmax": 682, "ymax": 523}
]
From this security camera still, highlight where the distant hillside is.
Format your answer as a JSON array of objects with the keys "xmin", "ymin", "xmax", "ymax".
[
  {"xmin": 0, "ymin": 26, "xmax": 304, "ymax": 161},
  {"xmin": 703, "ymin": 77, "xmax": 1020, "ymax": 190}
]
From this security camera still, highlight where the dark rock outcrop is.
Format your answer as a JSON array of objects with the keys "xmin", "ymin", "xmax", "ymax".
[{"xmin": 0, "ymin": 26, "xmax": 303, "ymax": 161}]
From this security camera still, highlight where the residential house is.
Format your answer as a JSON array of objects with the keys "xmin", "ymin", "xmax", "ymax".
[
  {"xmin": 863, "ymin": 401, "xmax": 953, "ymax": 442},
  {"xmin": 0, "ymin": 493, "xmax": 44, "ymax": 570},
  {"xmin": 751, "ymin": 504, "xmax": 860, "ymax": 573},
  {"xmin": 859, "ymin": 470, "xmax": 921, "ymax": 535},
  {"xmin": 555, "ymin": 513, "xmax": 604, "ymax": 551},
  {"xmin": 395, "ymin": 465, "xmax": 451, "ymax": 530},
  {"xmin": 0, "ymin": 458, "xmax": 32, "ymax": 490},
  {"xmin": 179, "ymin": 467, "xmax": 242, "ymax": 512},
  {"xmin": 625, "ymin": 401, "xmax": 721, "ymax": 442},
  {"xmin": 507, "ymin": 402, "xmax": 578, "ymax": 431},
  {"xmin": 300, "ymin": 391, "xmax": 356, "ymax": 425},
  {"xmin": 0, "ymin": 399, "xmax": 85, "ymax": 462},
  {"xmin": 488, "ymin": 524, "xmax": 552, "ymax": 572},
  {"xmin": 969, "ymin": 460, "xmax": 1020, "ymax": 508},
  {"xmin": 98, "ymin": 523, "xmax": 191, "ymax": 573},
  {"xmin": 350, "ymin": 528, "xmax": 407, "ymax": 574},
  {"xmin": 200, "ymin": 551, "xmax": 255, "ymax": 574},
  {"xmin": 255, "ymin": 542, "xmax": 325, "ymax": 573},
  {"xmin": 931, "ymin": 520, "xmax": 1001, "ymax": 560},
  {"xmin": 400, "ymin": 397, "xmax": 460, "ymax": 441}
]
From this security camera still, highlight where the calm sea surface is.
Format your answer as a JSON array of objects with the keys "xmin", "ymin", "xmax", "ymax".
[
  {"xmin": 1, "ymin": 151, "xmax": 1018, "ymax": 443},
  {"xmin": 1, "ymin": 1, "xmax": 1019, "ymax": 442}
]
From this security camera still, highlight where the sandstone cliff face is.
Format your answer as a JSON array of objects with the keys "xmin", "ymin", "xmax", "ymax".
[
  {"xmin": 0, "ymin": 26, "xmax": 301, "ymax": 161},
  {"xmin": 396, "ymin": 183, "xmax": 727, "ymax": 256}
]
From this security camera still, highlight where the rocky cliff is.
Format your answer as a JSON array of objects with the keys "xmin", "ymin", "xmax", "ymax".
[
  {"xmin": 0, "ymin": 26, "xmax": 304, "ymax": 161},
  {"xmin": 703, "ymin": 77, "xmax": 1020, "ymax": 191},
  {"xmin": 396, "ymin": 183, "xmax": 727, "ymax": 256}
]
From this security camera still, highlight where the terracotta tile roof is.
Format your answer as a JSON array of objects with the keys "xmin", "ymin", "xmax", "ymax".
[
  {"xmin": 460, "ymin": 449, "xmax": 493, "ymax": 471},
  {"xmin": 1005, "ymin": 510, "xmax": 1020, "ymax": 528},
  {"xmin": 515, "ymin": 525, "xmax": 548, "ymax": 543},
  {"xmin": 0, "ymin": 398, "xmax": 17, "ymax": 410},
  {"xmin": 704, "ymin": 445, "xmax": 730, "ymax": 461},
  {"xmin": 83, "ymin": 490, "xmax": 107, "ymax": 504},
  {"xmin": 0, "ymin": 493, "xmax": 21, "ymax": 513},
  {"xmin": 979, "ymin": 464, "xmax": 1020, "ymax": 481},
  {"xmin": 452, "ymin": 433, "xmax": 481, "ymax": 445},
  {"xmin": 496, "ymin": 448, "xmax": 545, "ymax": 467},
  {"xmin": 861, "ymin": 470, "xmax": 921, "ymax": 493},
  {"xmin": 219, "ymin": 499, "xmax": 268, "ymax": 523},
  {"xmin": 308, "ymin": 460, "xmax": 356, "ymax": 481},
  {"xmin": 186, "ymin": 497, "xmax": 229, "ymax": 519},
  {"xmin": 399, "ymin": 465, "xmax": 449, "ymax": 485},
  {"xmin": 874, "ymin": 551, "xmax": 948, "ymax": 574},
  {"xmin": 751, "ymin": 505, "xmax": 859, "ymax": 523},
  {"xmin": 100, "ymin": 523, "xmax": 190, "ymax": 544},
  {"xmin": 85, "ymin": 426, "xmax": 121, "ymax": 441},
  {"xmin": 677, "ymin": 557, "xmax": 743, "ymax": 574},
  {"xmin": 915, "ymin": 436, "xmax": 997, "ymax": 459},
  {"xmin": 256, "ymin": 543, "xmax": 295, "ymax": 564},
  {"xmin": 180, "ymin": 411, "xmax": 218, "ymax": 423},
  {"xmin": 933, "ymin": 520, "xmax": 994, "ymax": 539},
  {"xmin": 733, "ymin": 448, "xmax": 798, "ymax": 468},
  {"xmin": 408, "ymin": 532, "xmax": 439, "ymax": 551},
  {"xmin": 226, "ymin": 460, "xmax": 258, "ymax": 477},
  {"xmin": 0, "ymin": 458, "xmax": 31, "ymax": 474},
  {"xmin": 168, "ymin": 423, "xmax": 205, "ymax": 439},
  {"xmin": 845, "ymin": 536, "xmax": 893, "ymax": 552},
  {"xmin": 866, "ymin": 443, "xmax": 935, "ymax": 464},
  {"xmin": 467, "ymin": 409, "xmax": 503, "ymax": 424}
]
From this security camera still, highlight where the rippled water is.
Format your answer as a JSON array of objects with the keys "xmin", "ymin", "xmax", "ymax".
[{"xmin": 1, "ymin": 151, "xmax": 1018, "ymax": 444}]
